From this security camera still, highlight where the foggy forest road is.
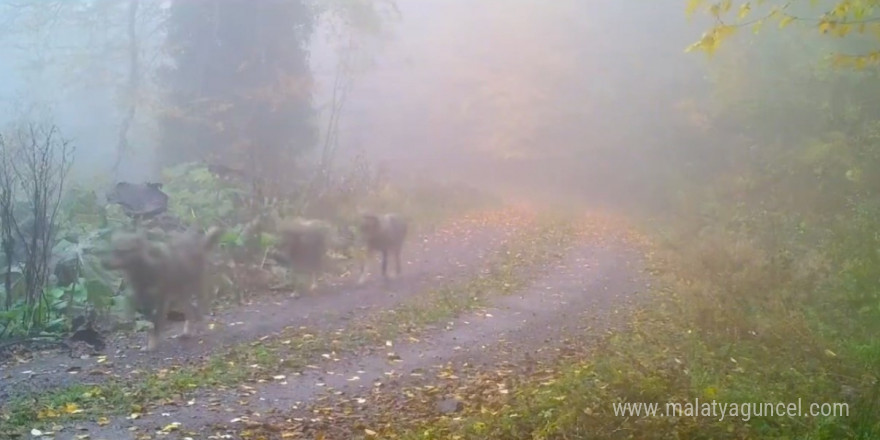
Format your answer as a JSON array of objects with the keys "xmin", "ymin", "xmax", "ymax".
[
  {"xmin": 0, "ymin": 207, "xmax": 528, "ymax": 399},
  {"xmin": 0, "ymin": 207, "xmax": 651, "ymax": 439}
]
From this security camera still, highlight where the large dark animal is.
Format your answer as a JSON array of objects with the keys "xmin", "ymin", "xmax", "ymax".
[
  {"xmin": 357, "ymin": 213, "xmax": 408, "ymax": 285},
  {"xmin": 103, "ymin": 227, "xmax": 223, "ymax": 351}
]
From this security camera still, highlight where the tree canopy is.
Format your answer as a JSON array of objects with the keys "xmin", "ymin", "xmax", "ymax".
[{"xmin": 687, "ymin": 0, "xmax": 880, "ymax": 68}]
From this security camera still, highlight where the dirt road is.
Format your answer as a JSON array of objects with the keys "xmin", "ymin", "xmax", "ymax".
[{"xmin": 0, "ymin": 206, "xmax": 651, "ymax": 439}]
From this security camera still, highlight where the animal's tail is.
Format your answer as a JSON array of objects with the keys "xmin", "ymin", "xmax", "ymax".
[{"xmin": 203, "ymin": 226, "xmax": 225, "ymax": 251}]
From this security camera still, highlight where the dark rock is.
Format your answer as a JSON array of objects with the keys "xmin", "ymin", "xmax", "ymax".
[{"xmin": 106, "ymin": 181, "xmax": 169, "ymax": 220}]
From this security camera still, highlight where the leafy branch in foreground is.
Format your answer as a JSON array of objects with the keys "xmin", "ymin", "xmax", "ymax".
[{"xmin": 686, "ymin": 0, "xmax": 880, "ymax": 67}]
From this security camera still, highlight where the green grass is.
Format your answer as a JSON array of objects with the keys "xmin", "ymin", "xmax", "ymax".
[{"xmin": 0, "ymin": 214, "xmax": 575, "ymax": 436}]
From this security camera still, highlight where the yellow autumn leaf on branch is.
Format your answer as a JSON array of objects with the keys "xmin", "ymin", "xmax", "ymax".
[
  {"xmin": 721, "ymin": 0, "xmax": 733, "ymax": 13},
  {"xmin": 738, "ymin": 3, "xmax": 751, "ymax": 20},
  {"xmin": 715, "ymin": 24, "xmax": 738, "ymax": 40},
  {"xmin": 686, "ymin": 0, "xmax": 706, "ymax": 18},
  {"xmin": 685, "ymin": 25, "xmax": 737, "ymax": 55},
  {"xmin": 831, "ymin": 2, "xmax": 850, "ymax": 17},
  {"xmin": 752, "ymin": 19, "xmax": 764, "ymax": 34},
  {"xmin": 778, "ymin": 15, "xmax": 795, "ymax": 29}
]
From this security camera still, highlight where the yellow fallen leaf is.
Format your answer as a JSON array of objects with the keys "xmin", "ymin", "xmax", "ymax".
[
  {"xmin": 365, "ymin": 428, "xmax": 377, "ymax": 436},
  {"xmin": 38, "ymin": 408, "xmax": 59, "ymax": 419},
  {"xmin": 97, "ymin": 417, "xmax": 110, "ymax": 426}
]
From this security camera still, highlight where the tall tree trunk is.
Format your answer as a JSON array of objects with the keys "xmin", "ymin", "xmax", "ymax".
[{"xmin": 112, "ymin": 0, "xmax": 140, "ymax": 181}]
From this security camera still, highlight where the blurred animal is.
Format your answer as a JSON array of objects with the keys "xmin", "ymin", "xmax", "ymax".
[
  {"xmin": 357, "ymin": 213, "xmax": 408, "ymax": 285},
  {"xmin": 270, "ymin": 218, "xmax": 331, "ymax": 292},
  {"xmin": 102, "ymin": 226, "xmax": 223, "ymax": 351}
]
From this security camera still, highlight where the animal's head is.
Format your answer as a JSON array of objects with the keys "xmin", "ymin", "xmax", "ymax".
[
  {"xmin": 359, "ymin": 213, "xmax": 381, "ymax": 236},
  {"xmin": 102, "ymin": 230, "xmax": 151, "ymax": 271}
]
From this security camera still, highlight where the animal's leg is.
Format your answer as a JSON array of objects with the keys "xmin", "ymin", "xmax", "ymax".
[
  {"xmin": 145, "ymin": 300, "xmax": 168, "ymax": 351},
  {"xmin": 181, "ymin": 278, "xmax": 207, "ymax": 338},
  {"xmin": 196, "ymin": 280, "xmax": 211, "ymax": 317},
  {"xmin": 358, "ymin": 249, "xmax": 373, "ymax": 285},
  {"xmin": 180, "ymin": 297, "xmax": 199, "ymax": 339},
  {"xmin": 146, "ymin": 329, "xmax": 160, "ymax": 352},
  {"xmin": 394, "ymin": 246, "xmax": 403, "ymax": 277},
  {"xmin": 310, "ymin": 271, "xmax": 318, "ymax": 291},
  {"xmin": 381, "ymin": 249, "xmax": 389, "ymax": 280}
]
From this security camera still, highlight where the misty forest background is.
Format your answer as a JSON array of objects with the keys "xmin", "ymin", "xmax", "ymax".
[{"xmin": 0, "ymin": 0, "xmax": 878, "ymax": 438}]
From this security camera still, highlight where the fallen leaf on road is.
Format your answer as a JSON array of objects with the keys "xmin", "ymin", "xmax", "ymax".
[
  {"xmin": 161, "ymin": 422, "xmax": 182, "ymax": 432},
  {"xmin": 63, "ymin": 402, "xmax": 83, "ymax": 414}
]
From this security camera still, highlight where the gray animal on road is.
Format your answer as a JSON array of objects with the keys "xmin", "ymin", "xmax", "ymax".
[{"xmin": 357, "ymin": 213, "xmax": 408, "ymax": 285}]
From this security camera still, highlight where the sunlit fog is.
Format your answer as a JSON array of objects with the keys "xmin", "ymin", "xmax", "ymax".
[{"xmin": 0, "ymin": 1, "xmax": 875, "ymax": 438}]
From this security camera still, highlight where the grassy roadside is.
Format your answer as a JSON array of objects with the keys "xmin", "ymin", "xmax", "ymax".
[
  {"xmin": 341, "ymin": 215, "xmax": 878, "ymax": 440},
  {"xmin": 0, "ymin": 212, "xmax": 576, "ymax": 436}
]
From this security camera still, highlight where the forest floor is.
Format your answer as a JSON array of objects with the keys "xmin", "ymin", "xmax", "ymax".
[{"xmin": 0, "ymin": 204, "xmax": 653, "ymax": 439}]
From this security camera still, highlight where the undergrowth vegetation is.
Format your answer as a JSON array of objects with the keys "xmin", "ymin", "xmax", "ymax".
[{"xmin": 0, "ymin": 149, "xmax": 498, "ymax": 345}]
